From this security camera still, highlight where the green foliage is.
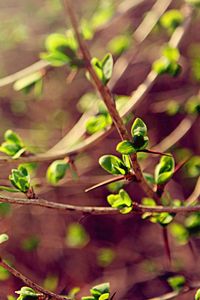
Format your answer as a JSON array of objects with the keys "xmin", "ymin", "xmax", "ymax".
[
  {"xmin": 185, "ymin": 96, "xmax": 200, "ymax": 114},
  {"xmin": 65, "ymin": 223, "xmax": 89, "ymax": 248},
  {"xmin": 154, "ymin": 155, "xmax": 175, "ymax": 185},
  {"xmin": 185, "ymin": 0, "xmax": 200, "ymax": 7},
  {"xmin": 142, "ymin": 198, "xmax": 174, "ymax": 226},
  {"xmin": 99, "ymin": 155, "xmax": 129, "ymax": 175},
  {"xmin": 195, "ymin": 289, "xmax": 200, "ymax": 300},
  {"xmin": 108, "ymin": 34, "xmax": 131, "ymax": 55},
  {"xmin": 15, "ymin": 287, "xmax": 39, "ymax": 300},
  {"xmin": 0, "ymin": 129, "xmax": 25, "ymax": 158},
  {"xmin": 91, "ymin": 53, "xmax": 113, "ymax": 85},
  {"xmin": 43, "ymin": 275, "xmax": 58, "ymax": 292},
  {"xmin": 185, "ymin": 156, "xmax": 200, "ymax": 177},
  {"xmin": 107, "ymin": 181, "xmax": 124, "ymax": 192},
  {"xmin": 82, "ymin": 282, "xmax": 110, "ymax": 300},
  {"xmin": 40, "ymin": 31, "xmax": 81, "ymax": 67},
  {"xmin": 0, "ymin": 233, "xmax": 9, "ymax": 245},
  {"xmin": 0, "ymin": 265, "xmax": 10, "ymax": 281},
  {"xmin": 85, "ymin": 114, "xmax": 112, "ymax": 134},
  {"xmin": 9, "ymin": 166, "xmax": 31, "ymax": 193},
  {"xmin": 152, "ymin": 45, "xmax": 181, "ymax": 76},
  {"xmin": 13, "ymin": 72, "xmax": 44, "ymax": 96},
  {"xmin": 107, "ymin": 189, "xmax": 133, "ymax": 214},
  {"xmin": 46, "ymin": 159, "xmax": 69, "ymax": 185},
  {"xmin": 167, "ymin": 275, "xmax": 186, "ymax": 291},
  {"xmin": 169, "ymin": 222, "xmax": 189, "ymax": 245},
  {"xmin": 160, "ymin": 10, "xmax": 184, "ymax": 32},
  {"xmin": 21, "ymin": 235, "xmax": 40, "ymax": 252},
  {"xmin": 166, "ymin": 100, "xmax": 181, "ymax": 116},
  {"xmin": 97, "ymin": 248, "xmax": 115, "ymax": 267},
  {"xmin": 117, "ymin": 118, "xmax": 148, "ymax": 154},
  {"xmin": 185, "ymin": 212, "xmax": 200, "ymax": 236},
  {"xmin": 91, "ymin": 0, "xmax": 114, "ymax": 29}
]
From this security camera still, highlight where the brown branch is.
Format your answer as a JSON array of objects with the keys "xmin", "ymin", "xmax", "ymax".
[
  {"xmin": 63, "ymin": 0, "xmax": 159, "ymax": 202},
  {"xmin": 0, "ymin": 258, "xmax": 68, "ymax": 300},
  {"xmin": 0, "ymin": 193, "xmax": 200, "ymax": 215}
]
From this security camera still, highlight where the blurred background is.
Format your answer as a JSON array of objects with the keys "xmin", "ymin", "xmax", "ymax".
[{"xmin": 0, "ymin": 0, "xmax": 200, "ymax": 299}]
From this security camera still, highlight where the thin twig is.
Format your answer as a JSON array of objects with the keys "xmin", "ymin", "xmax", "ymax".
[
  {"xmin": 63, "ymin": 0, "xmax": 158, "ymax": 201},
  {"xmin": 0, "ymin": 258, "xmax": 68, "ymax": 300},
  {"xmin": 0, "ymin": 193, "xmax": 199, "ymax": 214}
]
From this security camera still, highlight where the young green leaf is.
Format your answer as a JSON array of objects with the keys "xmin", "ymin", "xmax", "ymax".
[
  {"xmin": 131, "ymin": 118, "xmax": 147, "ymax": 137},
  {"xmin": 91, "ymin": 54, "xmax": 113, "ymax": 85},
  {"xmin": 0, "ymin": 233, "xmax": 9, "ymax": 245},
  {"xmin": 46, "ymin": 160, "xmax": 69, "ymax": 185},
  {"xmin": 15, "ymin": 286, "xmax": 39, "ymax": 300},
  {"xmin": 107, "ymin": 189, "xmax": 132, "ymax": 214},
  {"xmin": 185, "ymin": 0, "xmax": 200, "ymax": 8},
  {"xmin": 85, "ymin": 114, "xmax": 112, "ymax": 134},
  {"xmin": 101, "ymin": 53, "xmax": 113, "ymax": 84},
  {"xmin": 0, "ymin": 130, "xmax": 25, "ymax": 158},
  {"xmin": 155, "ymin": 155, "xmax": 175, "ymax": 185},
  {"xmin": 195, "ymin": 289, "xmax": 200, "ymax": 300},
  {"xmin": 116, "ymin": 140, "xmax": 136, "ymax": 154},
  {"xmin": 13, "ymin": 72, "xmax": 43, "ymax": 94},
  {"xmin": 160, "ymin": 10, "xmax": 184, "ymax": 31},
  {"xmin": 99, "ymin": 155, "xmax": 129, "ymax": 175},
  {"xmin": 167, "ymin": 275, "xmax": 186, "ymax": 291},
  {"xmin": 40, "ymin": 31, "xmax": 79, "ymax": 67},
  {"xmin": 130, "ymin": 118, "xmax": 149, "ymax": 150},
  {"xmin": 185, "ymin": 96, "xmax": 200, "ymax": 115},
  {"xmin": 90, "ymin": 283, "xmax": 110, "ymax": 297},
  {"xmin": 9, "ymin": 166, "xmax": 31, "ymax": 193}
]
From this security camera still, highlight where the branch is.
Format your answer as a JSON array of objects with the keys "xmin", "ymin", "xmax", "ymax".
[
  {"xmin": 0, "ymin": 193, "xmax": 200, "ymax": 215},
  {"xmin": 63, "ymin": 0, "xmax": 159, "ymax": 201},
  {"xmin": 186, "ymin": 176, "xmax": 200, "ymax": 206},
  {"xmin": 0, "ymin": 258, "xmax": 67, "ymax": 300}
]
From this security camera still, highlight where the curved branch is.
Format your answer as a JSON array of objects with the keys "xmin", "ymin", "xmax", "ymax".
[{"xmin": 0, "ymin": 258, "xmax": 67, "ymax": 300}]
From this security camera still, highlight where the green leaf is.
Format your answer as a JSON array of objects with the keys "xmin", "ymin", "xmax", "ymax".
[
  {"xmin": 97, "ymin": 248, "xmax": 115, "ymax": 267},
  {"xmin": 130, "ymin": 118, "xmax": 149, "ymax": 151},
  {"xmin": 4, "ymin": 130, "xmax": 23, "ymax": 146},
  {"xmin": 13, "ymin": 72, "xmax": 43, "ymax": 93},
  {"xmin": 0, "ymin": 130, "xmax": 25, "ymax": 158},
  {"xmin": 9, "ymin": 166, "xmax": 31, "ymax": 193},
  {"xmin": 108, "ymin": 34, "xmax": 131, "ymax": 55},
  {"xmin": 185, "ymin": 156, "xmax": 200, "ymax": 177},
  {"xmin": 102, "ymin": 53, "xmax": 113, "ymax": 84},
  {"xmin": 185, "ymin": 96, "xmax": 200, "ymax": 115},
  {"xmin": 85, "ymin": 114, "xmax": 112, "ymax": 134},
  {"xmin": 65, "ymin": 223, "xmax": 89, "ymax": 248},
  {"xmin": 162, "ymin": 46, "xmax": 180, "ymax": 62},
  {"xmin": 167, "ymin": 275, "xmax": 186, "ymax": 291},
  {"xmin": 169, "ymin": 222, "xmax": 189, "ymax": 245},
  {"xmin": 81, "ymin": 297, "xmax": 95, "ymax": 300},
  {"xmin": 41, "ymin": 31, "xmax": 78, "ymax": 67},
  {"xmin": 15, "ymin": 287, "xmax": 39, "ymax": 299},
  {"xmin": 99, "ymin": 293, "xmax": 110, "ymax": 300},
  {"xmin": 195, "ymin": 289, "xmax": 200, "ymax": 300},
  {"xmin": 46, "ymin": 160, "xmax": 69, "ymax": 185},
  {"xmin": 90, "ymin": 283, "xmax": 110, "ymax": 297},
  {"xmin": 91, "ymin": 54, "xmax": 113, "ymax": 85},
  {"xmin": 155, "ymin": 155, "xmax": 175, "ymax": 185},
  {"xmin": 185, "ymin": 0, "xmax": 200, "ymax": 8},
  {"xmin": 43, "ymin": 275, "xmax": 58, "ymax": 292},
  {"xmin": 160, "ymin": 9, "xmax": 184, "ymax": 31},
  {"xmin": 107, "ymin": 189, "xmax": 132, "ymax": 214},
  {"xmin": 131, "ymin": 118, "xmax": 147, "ymax": 137},
  {"xmin": 116, "ymin": 140, "xmax": 135, "ymax": 154},
  {"xmin": 0, "ymin": 233, "xmax": 9, "ymax": 245},
  {"xmin": 99, "ymin": 155, "xmax": 128, "ymax": 175}
]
